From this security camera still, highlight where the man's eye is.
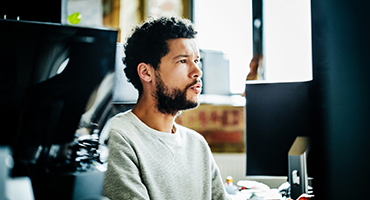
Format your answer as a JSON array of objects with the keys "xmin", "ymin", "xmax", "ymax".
[
  {"xmin": 179, "ymin": 59, "xmax": 186, "ymax": 63},
  {"xmin": 194, "ymin": 60, "xmax": 199, "ymax": 64}
]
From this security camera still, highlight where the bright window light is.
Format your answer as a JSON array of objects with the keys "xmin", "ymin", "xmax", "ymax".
[
  {"xmin": 263, "ymin": 0, "xmax": 312, "ymax": 82},
  {"xmin": 194, "ymin": 0, "xmax": 312, "ymax": 93},
  {"xmin": 194, "ymin": 0, "xmax": 253, "ymax": 94}
]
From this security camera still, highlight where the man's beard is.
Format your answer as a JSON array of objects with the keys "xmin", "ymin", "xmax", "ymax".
[{"xmin": 154, "ymin": 72, "xmax": 200, "ymax": 116}]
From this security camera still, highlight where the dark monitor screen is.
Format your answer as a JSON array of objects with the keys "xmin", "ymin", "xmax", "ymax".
[
  {"xmin": 245, "ymin": 81, "xmax": 312, "ymax": 176},
  {"xmin": 0, "ymin": 19, "xmax": 117, "ymax": 173}
]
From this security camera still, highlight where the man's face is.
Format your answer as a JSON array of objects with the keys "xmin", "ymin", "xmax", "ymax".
[{"xmin": 153, "ymin": 38, "xmax": 202, "ymax": 115}]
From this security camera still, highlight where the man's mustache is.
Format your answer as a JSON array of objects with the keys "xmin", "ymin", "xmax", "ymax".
[{"xmin": 186, "ymin": 79, "xmax": 202, "ymax": 90}]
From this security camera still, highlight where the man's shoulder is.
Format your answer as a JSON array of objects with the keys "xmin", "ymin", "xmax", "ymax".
[
  {"xmin": 176, "ymin": 123, "xmax": 198, "ymax": 134},
  {"xmin": 109, "ymin": 110, "xmax": 138, "ymax": 136},
  {"xmin": 110, "ymin": 110, "xmax": 133, "ymax": 125},
  {"xmin": 177, "ymin": 124, "xmax": 207, "ymax": 143}
]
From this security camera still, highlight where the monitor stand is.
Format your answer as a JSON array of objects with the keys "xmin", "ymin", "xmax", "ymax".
[{"xmin": 288, "ymin": 136, "xmax": 310, "ymax": 199}]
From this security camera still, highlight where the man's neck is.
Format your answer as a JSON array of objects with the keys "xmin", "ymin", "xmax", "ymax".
[{"xmin": 132, "ymin": 96, "xmax": 176, "ymax": 134}]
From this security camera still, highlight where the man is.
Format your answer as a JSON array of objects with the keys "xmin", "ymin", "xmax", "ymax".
[{"xmin": 103, "ymin": 16, "xmax": 230, "ymax": 200}]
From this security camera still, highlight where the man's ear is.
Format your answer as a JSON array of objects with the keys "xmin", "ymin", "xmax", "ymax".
[{"xmin": 137, "ymin": 63, "xmax": 153, "ymax": 83}]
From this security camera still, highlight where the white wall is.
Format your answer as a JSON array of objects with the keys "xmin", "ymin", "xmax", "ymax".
[{"xmin": 213, "ymin": 153, "xmax": 287, "ymax": 189}]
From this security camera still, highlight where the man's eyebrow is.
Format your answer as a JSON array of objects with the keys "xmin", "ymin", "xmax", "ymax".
[
  {"xmin": 173, "ymin": 54, "xmax": 189, "ymax": 60},
  {"xmin": 172, "ymin": 54, "xmax": 200, "ymax": 60}
]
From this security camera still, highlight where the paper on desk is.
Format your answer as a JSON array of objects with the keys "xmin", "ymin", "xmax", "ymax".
[
  {"xmin": 237, "ymin": 180, "xmax": 270, "ymax": 191},
  {"xmin": 241, "ymin": 189, "xmax": 282, "ymax": 200},
  {"xmin": 231, "ymin": 189, "xmax": 282, "ymax": 200}
]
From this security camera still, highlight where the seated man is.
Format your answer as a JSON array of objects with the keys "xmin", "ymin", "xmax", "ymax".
[{"xmin": 103, "ymin": 16, "xmax": 230, "ymax": 200}]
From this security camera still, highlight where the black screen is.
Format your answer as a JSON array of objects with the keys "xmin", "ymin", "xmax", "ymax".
[
  {"xmin": 0, "ymin": 19, "xmax": 117, "ymax": 171},
  {"xmin": 245, "ymin": 81, "xmax": 311, "ymax": 176}
]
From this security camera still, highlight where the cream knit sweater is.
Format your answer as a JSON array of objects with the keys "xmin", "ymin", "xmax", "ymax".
[{"xmin": 103, "ymin": 110, "xmax": 230, "ymax": 200}]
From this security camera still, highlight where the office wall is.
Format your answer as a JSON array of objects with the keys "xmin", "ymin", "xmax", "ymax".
[{"xmin": 176, "ymin": 103, "xmax": 245, "ymax": 153}]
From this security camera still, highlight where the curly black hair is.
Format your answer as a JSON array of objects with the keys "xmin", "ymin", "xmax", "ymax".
[{"xmin": 123, "ymin": 16, "xmax": 197, "ymax": 94}]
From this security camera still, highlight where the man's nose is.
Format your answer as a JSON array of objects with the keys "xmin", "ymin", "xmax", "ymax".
[{"xmin": 191, "ymin": 62, "xmax": 202, "ymax": 79}]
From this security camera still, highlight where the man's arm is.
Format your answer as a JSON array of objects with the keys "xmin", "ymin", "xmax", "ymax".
[
  {"xmin": 103, "ymin": 130, "xmax": 150, "ymax": 200},
  {"xmin": 210, "ymin": 155, "xmax": 232, "ymax": 200}
]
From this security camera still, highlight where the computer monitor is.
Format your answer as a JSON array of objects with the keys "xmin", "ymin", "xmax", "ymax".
[
  {"xmin": 0, "ymin": 19, "xmax": 117, "ymax": 198},
  {"xmin": 245, "ymin": 81, "xmax": 312, "ymax": 177}
]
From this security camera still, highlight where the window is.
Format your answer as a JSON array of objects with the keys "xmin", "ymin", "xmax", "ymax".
[
  {"xmin": 194, "ymin": 0, "xmax": 312, "ymax": 94},
  {"xmin": 263, "ymin": 0, "xmax": 312, "ymax": 82},
  {"xmin": 194, "ymin": 0, "xmax": 253, "ymax": 94}
]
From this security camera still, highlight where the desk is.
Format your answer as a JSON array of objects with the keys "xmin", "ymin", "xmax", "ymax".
[{"xmin": 230, "ymin": 189, "xmax": 286, "ymax": 200}]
